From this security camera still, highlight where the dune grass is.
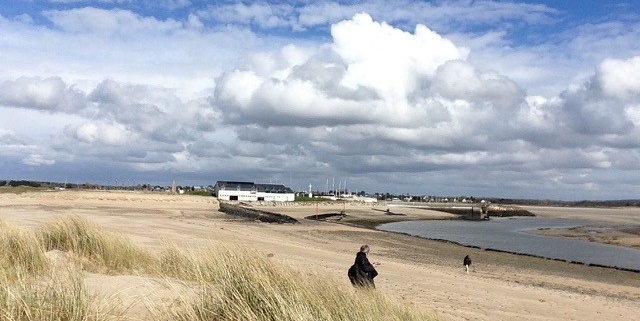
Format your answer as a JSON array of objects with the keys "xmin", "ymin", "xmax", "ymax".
[
  {"xmin": 152, "ymin": 245, "xmax": 438, "ymax": 321},
  {"xmin": 37, "ymin": 216, "xmax": 154, "ymax": 274},
  {"xmin": 207, "ymin": 253, "xmax": 436, "ymax": 321},
  {"xmin": 0, "ymin": 222, "xmax": 49, "ymax": 280},
  {"xmin": 0, "ymin": 268, "xmax": 108, "ymax": 321},
  {"xmin": 0, "ymin": 220, "xmax": 121, "ymax": 321},
  {"xmin": 2, "ymin": 217, "xmax": 439, "ymax": 321}
]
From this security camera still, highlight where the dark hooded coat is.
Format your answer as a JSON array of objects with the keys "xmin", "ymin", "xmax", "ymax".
[
  {"xmin": 463, "ymin": 255, "xmax": 472, "ymax": 266},
  {"xmin": 348, "ymin": 251, "xmax": 378, "ymax": 288}
]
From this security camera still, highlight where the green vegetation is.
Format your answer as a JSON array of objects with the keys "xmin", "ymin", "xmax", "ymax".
[
  {"xmin": 0, "ymin": 186, "xmax": 43, "ymax": 194},
  {"xmin": 5, "ymin": 180, "xmax": 42, "ymax": 188},
  {"xmin": 184, "ymin": 189, "xmax": 213, "ymax": 197},
  {"xmin": 1, "ymin": 217, "xmax": 438, "ymax": 321}
]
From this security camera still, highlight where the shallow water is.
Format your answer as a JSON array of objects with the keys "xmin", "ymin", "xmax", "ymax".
[{"xmin": 378, "ymin": 217, "xmax": 640, "ymax": 271}]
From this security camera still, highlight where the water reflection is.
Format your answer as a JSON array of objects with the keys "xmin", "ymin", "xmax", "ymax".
[{"xmin": 378, "ymin": 217, "xmax": 640, "ymax": 271}]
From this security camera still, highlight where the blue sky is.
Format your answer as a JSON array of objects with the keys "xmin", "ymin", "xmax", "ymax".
[{"xmin": 1, "ymin": 0, "xmax": 639, "ymax": 200}]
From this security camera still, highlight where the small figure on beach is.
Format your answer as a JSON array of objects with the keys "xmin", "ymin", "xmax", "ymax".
[
  {"xmin": 348, "ymin": 244, "xmax": 378, "ymax": 288},
  {"xmin": 463, "ymin": 255, "xmax": 472, "ymax": 274}
]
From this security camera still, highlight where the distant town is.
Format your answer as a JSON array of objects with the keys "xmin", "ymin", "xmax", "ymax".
[{"xmin": 1, "ymin": 179, "xmax": 639, "ymax": 208}]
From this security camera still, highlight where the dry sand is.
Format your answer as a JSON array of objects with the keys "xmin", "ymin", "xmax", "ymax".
[{"xmin": 1, "ymin": 190, "xmax": 639, "ymax": 321}]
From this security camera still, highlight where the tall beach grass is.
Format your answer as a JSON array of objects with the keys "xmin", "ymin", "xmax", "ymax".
[
  {"xmin": 0, "ymin": 220, "xmax": 121, "ymax": 321},
  {"xmin": 0, "ymin": 222, "xmax": 48, "ymax": 279},
  {"xmin": 37, "ymin": 216, "xmax": 154, "ymax": 274},
  {"xmin": 152, "ymin": 245, "xmax": 438, "ymax": 321},
  {"xmin": 0, "ymin": 268, "xmax": 117, "ymax": 321}
]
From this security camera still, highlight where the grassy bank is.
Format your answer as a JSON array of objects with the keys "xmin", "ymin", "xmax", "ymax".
[
  {"xmin": 1, "ymin": 216, "xmax": 438, "ymax": 321},
  {"xmin": 0, "ymin": 186, "xmax": 43, "ymax": 194},
  {"xmin": 0, "ymin": 219, "xmax": 117, "ymax": 321}
]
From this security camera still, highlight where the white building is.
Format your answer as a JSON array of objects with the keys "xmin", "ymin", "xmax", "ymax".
[{"xmin": 213, "ymin": 181, "xmax": 295, "ymax": 202}]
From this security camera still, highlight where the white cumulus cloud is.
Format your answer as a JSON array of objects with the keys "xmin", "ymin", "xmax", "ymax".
[
  {"xmin": 71, "ymin": 122, "xmax": 130, "ymax": 145},
  {"xmin": 596, "ymin": 56, "xmax": 640, "ymax": 100}
]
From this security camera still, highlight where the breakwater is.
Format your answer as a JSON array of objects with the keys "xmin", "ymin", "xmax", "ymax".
[{"xmin": 219, "ymin": 202, "xmax": 298, "ymax": 223}]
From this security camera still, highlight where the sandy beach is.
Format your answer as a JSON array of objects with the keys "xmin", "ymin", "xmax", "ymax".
[{"xmin": 1, "ymin": 190, "xmax": 639, "ymax": 321}]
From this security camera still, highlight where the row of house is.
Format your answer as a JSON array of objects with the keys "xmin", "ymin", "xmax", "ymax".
[{"xmin": 213, "ymin": 180, "xmax": 295, "ymax": 202}]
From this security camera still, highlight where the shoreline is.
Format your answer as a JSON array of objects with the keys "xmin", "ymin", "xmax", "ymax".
[
  {"xmin": 320, "ymin": 220, "xmax": 640, "ymax": 300},
  {"xmin": 375, "ymin": 227, "xmax": 640, "ymax": 274},
  {"xmin": 344, "ymin": 216, "xmax": 640, "ymax": 274},
  {"xmin": 265, "ymin": 203, "xmax": 640, "ymax": 273},
  {"xmin": 251, "ymin": 202, "xmax": 640, "ymax": 295}
]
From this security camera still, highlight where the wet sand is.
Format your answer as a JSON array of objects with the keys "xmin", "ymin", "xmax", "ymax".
[
  {"xmin": 521, "ymin": 206, "xmax": 640, "ymax": 249},
  {"xmin": 530, "ymin": 225, "xmax": 640, "ymax": 249}
]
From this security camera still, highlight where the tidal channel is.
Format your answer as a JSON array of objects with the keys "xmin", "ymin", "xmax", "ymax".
[{"xmin": 378, "ymin": 217, "xmax": 640, "ymax": 272}]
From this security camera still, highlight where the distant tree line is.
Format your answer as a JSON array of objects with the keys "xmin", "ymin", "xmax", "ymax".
[
  {"xmin": 0, "ymin": 180, "xmax": 98, "ymax": 189},
  {"xmin": 0, "ymin": 179, "xmax": 215, "ymax": 194},
  {"xmin": 1, "ymin": 180, "xmax": 42, "ymax": 187},
  {"xmin": 0, "ymin": 180, "xmax": 106, "ymax": 189}
]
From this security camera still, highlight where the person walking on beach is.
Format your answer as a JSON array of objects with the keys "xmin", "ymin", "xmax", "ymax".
[
  {"xmin": 348, "ymin": 244, "xmax": 378, "ymax": 288},
  {"xmin": 463, "ymin": 255, "xmax": 472, "ymax": 274}
]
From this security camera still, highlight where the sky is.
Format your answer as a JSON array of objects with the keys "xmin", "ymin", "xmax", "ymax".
[{"xmin": 1, "ymin": 0, "xmax": 639, "ymax": 200}]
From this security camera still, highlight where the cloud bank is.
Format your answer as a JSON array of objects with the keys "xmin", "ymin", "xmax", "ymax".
[{"xmin": 1, "ymin": 1, "xmax": 639, "ymax": 200}]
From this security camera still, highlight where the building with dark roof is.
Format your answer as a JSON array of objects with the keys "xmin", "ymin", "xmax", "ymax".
[{"xmin": 213, "ymin": 181, "xmax": 295, "ymax": 202}]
